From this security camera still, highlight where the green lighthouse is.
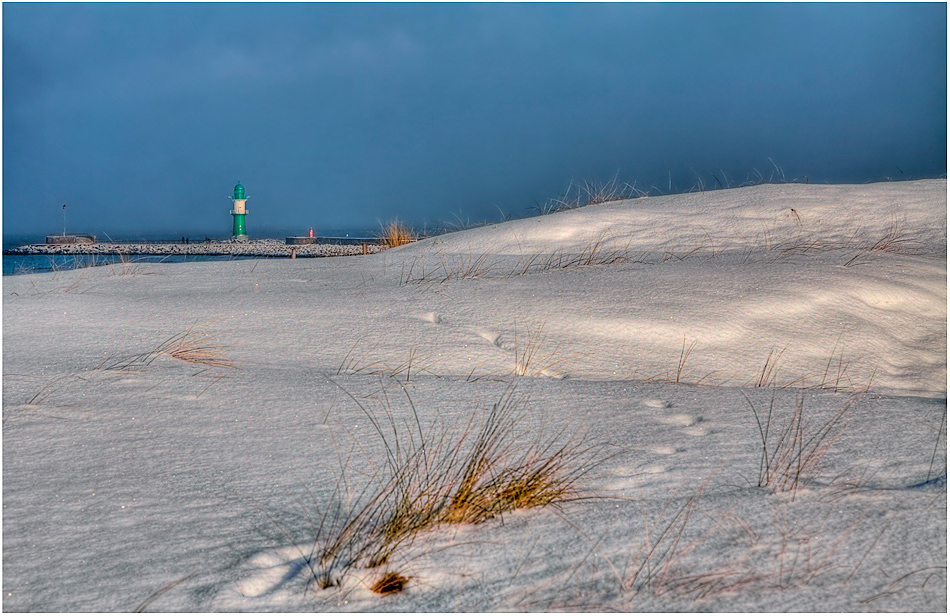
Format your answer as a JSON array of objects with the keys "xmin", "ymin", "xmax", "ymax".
[{"xmin": 229, "ymin": 182, "xmax": 248, "ymax": 239}]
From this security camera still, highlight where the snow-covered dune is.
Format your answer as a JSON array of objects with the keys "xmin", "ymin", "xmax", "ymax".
[
  {"xmin": 384, "ymin": 180, "xmax": 946, "ymax": 395},
  {"xmin": 3, "ymin": 180, "xmax": 946, "ymax": 611}
]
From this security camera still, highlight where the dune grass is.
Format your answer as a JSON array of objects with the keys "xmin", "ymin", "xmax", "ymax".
[
  {"xmin": 499, "ymin": 390, "xmax": 908, "ymax": 608},
  {"xmin": 398, "ymin": 210, "xmax": 930, "ymax": 291},
  {"xmin": 632, "ymin": 338, "xmax": 878, "ymax": 393},
  {"xmin": 378, "ymin": 220, "xmax": 416, "ymax": 248},
  {"xmin": 22, "ymin": 374, "xmax": 88, "ymax": 405},
  {"xmin": 333, "ymin": 385, "xmax": 604, "ymax": 558},
  {"xmin": 743, "ymin": 390, "xmax": 856, "ymax": 496},
  {"xmin": 622, "ymin": 479, "xmax": 714, "ymax": 596},
  {"xmin": 534, "ymin": 174, "xmax": 647, "ymax": 215},
  {"xmin": 335, "ymin": 342, "xmax": 440, "ymax": 382},
  {"xmin": 399, "ymin": 251, "xmax": 499, "ymax": 284},
  {"xmin": 12, "ymin": 322, "xmax": 236, "ymax": 410},
  {"xmin": 335, "ymin": 327, "xmax": 585, "ymax": 383},
  {"xmin": 512, "ymin": 320, "xmax": 587, "ymax": 379},
  {"xmin": 748, "ymin": 346, "xmax": 788, "ymax": 388},
  {"xmin": 335, "ymin": 340, "xmax": 386, "ymax": 376},
  {"xmin": 613, "ymin": 399, "xmax": 876, "ymax": 602},
  {"xmin": 400, "ymin": 227, "xmax": 639, "ymax": 285},
  {"xmin": 519, "ymin": 228, "xmax": 637, "ymax": 274},
  {"xmin": 370, "ymin": 571, "xmax": 410, "ymax": 595},
  {"xmin": 925, "ymin": 406, "xmax": 947, "ymax": 484},
  {"xmin": 98, "ymin": 321, "xmax": 236, "ymax": 371},
  {"xmin": 634, "ymin": 337, "xmax": 721, "ymax": 386},
  {"xmin": 107, "ymin": 254, "xmax": 156, "ymax": 277},
  {"xmin": 260, "ymin": 384, "xmax": 608, "ymax": 595},
  {"xmin": 133, "ymin": 573, "xmax": 198, "ymax": 612},
  {"xmin": 843, "ymin": 217, "xmax": 926, "ymax": 267},
  {"xmin": 620, "ymin": 489, "xmax": 879, "ymax": 602}
]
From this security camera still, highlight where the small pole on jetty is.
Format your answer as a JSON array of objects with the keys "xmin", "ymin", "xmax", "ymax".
[{"xmin": 229, "ymin": 182, "xmax": 249, "ymax": 240}]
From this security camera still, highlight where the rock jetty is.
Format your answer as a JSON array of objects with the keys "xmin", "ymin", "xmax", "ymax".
[{"xmin": 3, "ymin": 239, "xmax": 382, "ymax": 258}]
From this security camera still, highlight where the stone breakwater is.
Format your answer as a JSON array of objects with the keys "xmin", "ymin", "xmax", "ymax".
[{"xmin": 4, "ymin": 239, "xmax": 383, "ymax": 258}]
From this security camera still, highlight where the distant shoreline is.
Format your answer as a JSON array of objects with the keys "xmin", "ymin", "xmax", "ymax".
[{"xmin": 2, "ymin": 238, "xmax": 383, "ymax": 258}]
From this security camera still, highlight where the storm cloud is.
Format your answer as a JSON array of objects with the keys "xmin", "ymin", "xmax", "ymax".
[{"xmin": 3, "ymin": 3, "xmax": 946, "ymax": 238}]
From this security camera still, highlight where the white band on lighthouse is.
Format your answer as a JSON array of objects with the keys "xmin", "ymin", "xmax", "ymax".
[{"xmin": 230, "ymin": 181, "xmax": 249, "ymax": 239}]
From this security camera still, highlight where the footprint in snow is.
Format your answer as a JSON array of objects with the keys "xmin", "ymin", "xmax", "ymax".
[
  {"xmin": 421, "ymin": 312, "xmax": 442, "ymax": 324},
  {"xmin": 603, "ymin": 464, "xmax": 666, "ymax": 490},
  {"xmin": 477, "ymin": 331, "xmax": 501, "ymax": 347},
  {"xmin": 659, "ymin": 413, "xmax": 701, "ymax": 427},
  {"xmin": 655, "ymin": 413, "xmax": 710, "ymax": 436},
  {"xmin": 643, "ymin": 398, "xmax": 673, "ymax": 409}
]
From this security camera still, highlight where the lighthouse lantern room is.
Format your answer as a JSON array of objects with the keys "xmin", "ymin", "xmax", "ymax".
[{"xmin": 229, "ymin": 181, "xmax": 248, "ymax": 239}]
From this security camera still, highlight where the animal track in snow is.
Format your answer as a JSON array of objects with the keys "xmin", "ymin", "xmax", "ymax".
[
  {"xmin": 659, "ymin": 413, "xmax": 702, "ymax": 427},
  {"xmin": 421, "ymin": 312, "xmax": 442, "ymax": 324},
  {"xmin": 603, "ymin": 464, "xmax": 667, "ymax": 491},
  {"xmin": 645, "ymin": 444, "xmax": 679, "ymax": 455},
  {"xmin": 169, "ymin": 394, "xmax": 200, "ymax": 402},
  {"xmin": 642, "ymin": 398, "xmax": 673, "ymax": 409},
  {"xmin": 477, "ymin": 331, "xmax": 501, "ymax": 346},
  {"xmin": 682, "ymin": 425, "xmax": 709, "ymax": 436}
]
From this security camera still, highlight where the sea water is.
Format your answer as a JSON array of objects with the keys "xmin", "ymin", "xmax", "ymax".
[
  {"xmin": 1, "ymin": 253, "xmax": 260, "ymax": 276},
  {"xmin": 2, "ymin": 233, "xmax": 258, "ymax": 276}
]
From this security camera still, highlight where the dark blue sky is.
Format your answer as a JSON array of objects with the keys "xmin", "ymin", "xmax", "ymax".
[{"xmin": 3, "ymin": 3, "xmax": 946, "ymax": 238}]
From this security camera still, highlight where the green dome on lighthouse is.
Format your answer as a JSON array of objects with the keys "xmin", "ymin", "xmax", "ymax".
[{"xmin": 233, "ymin": 182, "xmax": 246, "ymax": 200}]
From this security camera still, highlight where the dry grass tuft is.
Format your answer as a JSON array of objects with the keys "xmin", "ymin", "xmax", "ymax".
[
  {"xmin": 674, "ymin": 337, "xmax": 698, "ymax": 384},
  {"xmin": 399, "ymin": 251, "xmax": 499, "ymax": 284},
  {"xmin": 512, "ymin": 320, "xmax": 585, "ymax": 378},
  {"xmin": 744, "ymin": 391, "xmax": 856, "ymax": 495},
  {"xmin": 749, "ymin": 346, "xmax": 787, "ymax": 388},
  {"xmin": 634, "ymin": 337, "xmax": 721, "ymax": 386},
  {"xmin": 535, "ymin": 175, "xmax": 645, "ymax": 214},
  {"xmin": 525, "ymin": 228, "xmax": 637, "ymax": 274},
  {"xmin": 379, "ymin": 220, "xmax": 416, "ymax": 248},
  {"xmin": 815, "ymin": 335, "xmax": 868, "ymax": 392},
  {"xmin": 314, "ymin": 384, "xmax": 608, "ymax": 582},
  {"xmin": 860, "ymin": 566, "xmax": 948, "ymax": 605},
  {"xmin": 625, "ymin": 491, "xmax": 879, "ymax": 601},
  {"xmin": 926, "ymin": 407, "xmax": 947, "ymax": 484},
  {"xmin": 436, "ymin": 252, "xmax": 497, "ymax": 281},
  {"xmin": 624, "ymin": 484, "xmax": 711, "ymax": 595},
  {"xmin": 133, "ymin": 572, "xmax": 198, "ymax": 612},
  {"xmin": 24, "ymin": 374, "xmax": 88, "ymax": 405},
  {"xmin": 843, "ymin": 219, "xmax": 925, "ymax": 267},
  {"xmin": 636, "ymin": 340, "xmax": 874, "ymax": 392},
  {"xmin": 108, "ymin": 254, "xmax": 155, "ymax": 277},
  {"xmin": 336, "ymin": 342, "xmax": 439, "ymax": 382},
  {"xmin": 371, "ymin": 571, "xmax": 409, "ymax": 595},
  {"xmin": 400, "ymin": 229, "xmax": 636, "ymax": 285},
  {"xmin": 98, "ymin": 321, "xmax": 237, "ymax": 371}
]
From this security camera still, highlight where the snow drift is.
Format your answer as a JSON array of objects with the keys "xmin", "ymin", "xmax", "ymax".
[{"xmin": 3, "ymin": 180, "xmax": 946, "ymax": 611}]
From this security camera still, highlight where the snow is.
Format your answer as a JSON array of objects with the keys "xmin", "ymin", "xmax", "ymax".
[{"xmin": 3, "ymin": 180, "xmax": 946, "ymax": 611}]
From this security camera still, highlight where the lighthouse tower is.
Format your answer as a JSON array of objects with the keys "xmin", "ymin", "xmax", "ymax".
[{"xmin": 229, "ymin": 181, "xmax": 248, "ymax": 239}]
